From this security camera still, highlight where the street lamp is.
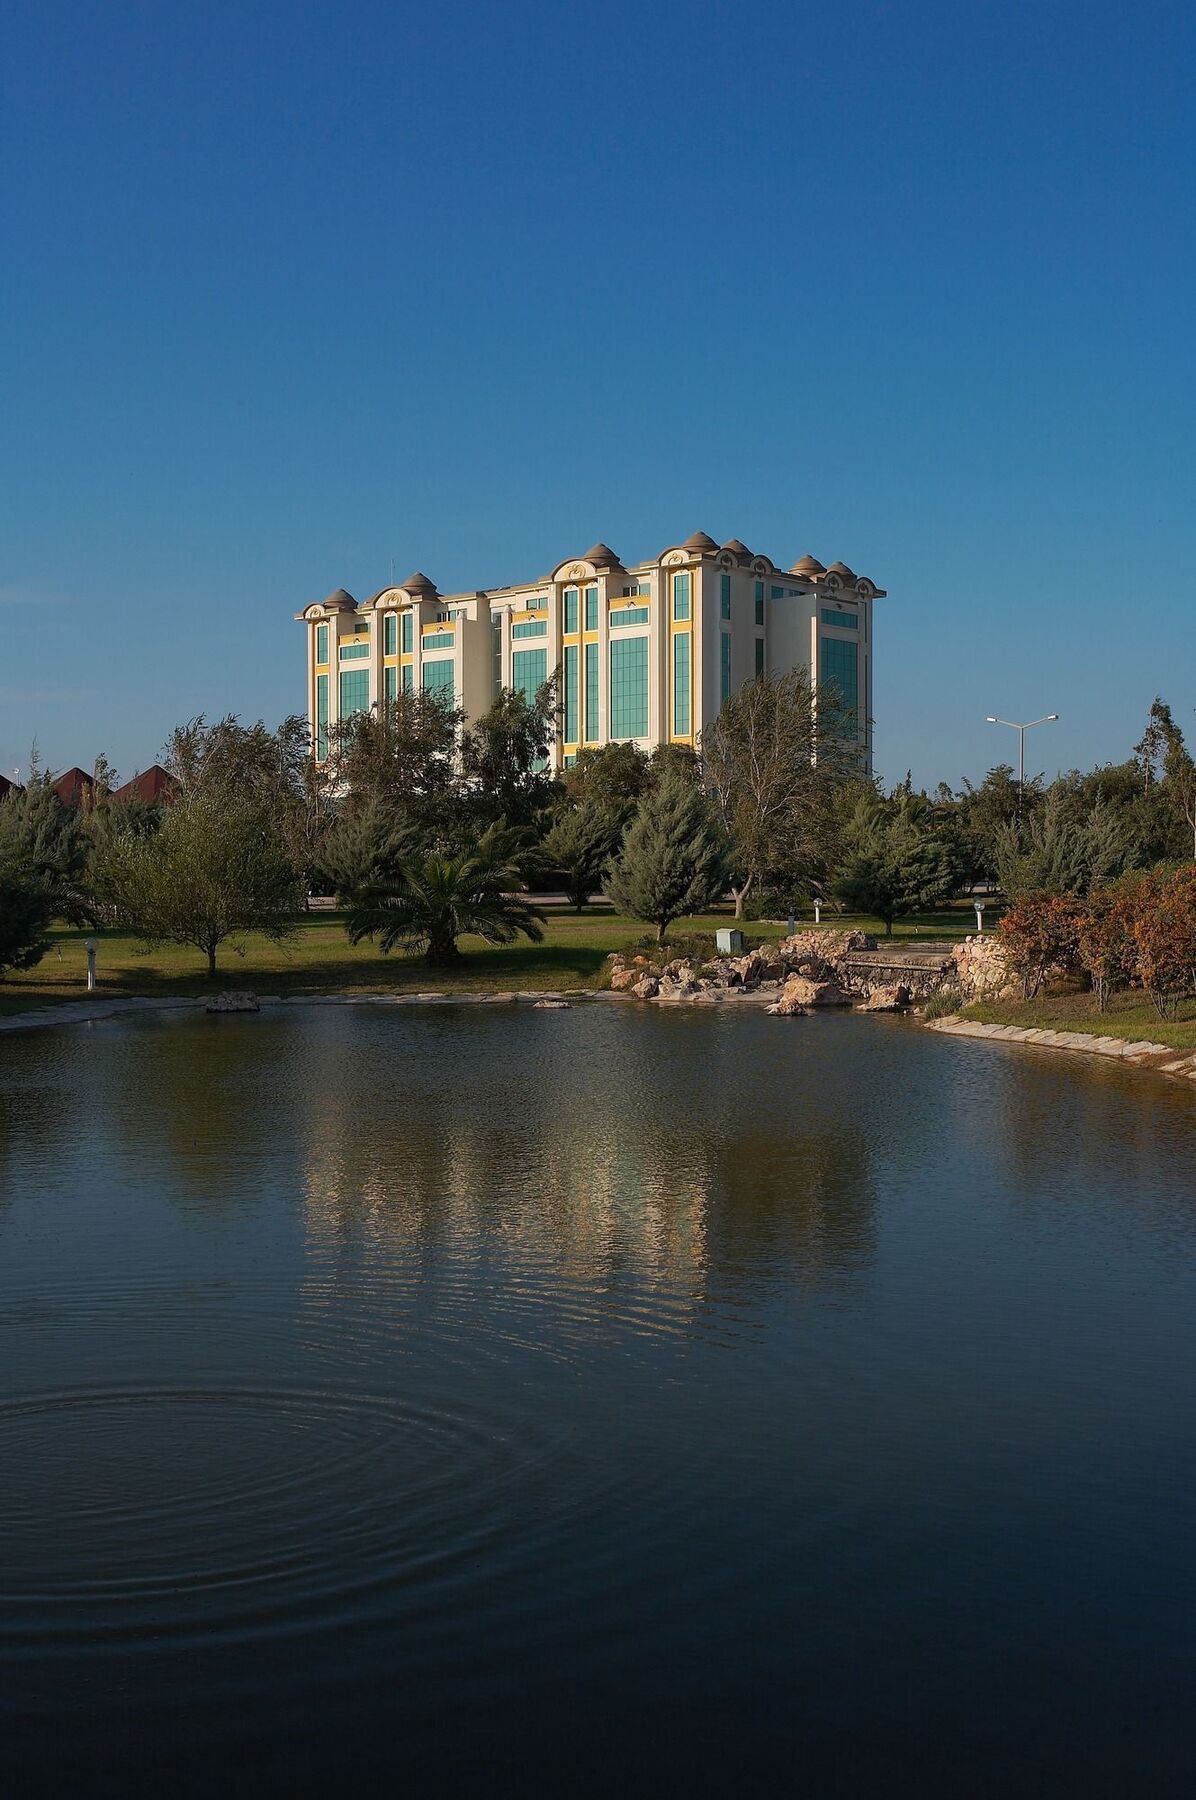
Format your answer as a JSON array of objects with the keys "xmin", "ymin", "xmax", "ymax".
[{"xmin": 985, "ymin": 713, "xmax": 1059, "ymax": 795}]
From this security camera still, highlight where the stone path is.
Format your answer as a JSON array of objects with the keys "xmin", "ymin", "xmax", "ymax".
[{"xmin": 928, "ymin": 1017, "xmax": 1196, "ymax": 1082}]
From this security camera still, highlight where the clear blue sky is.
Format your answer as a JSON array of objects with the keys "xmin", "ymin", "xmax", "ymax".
[{"xmin": 3, "ymin": 0, "xmax": 1194, "ymax": 790}]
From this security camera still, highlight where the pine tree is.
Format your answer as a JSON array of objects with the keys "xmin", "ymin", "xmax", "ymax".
[{"xmin": 604, "ymin": 770, "xmax": 729, "ymax": 944}]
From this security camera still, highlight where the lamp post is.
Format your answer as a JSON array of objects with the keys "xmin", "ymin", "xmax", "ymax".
[
  {"xmin": 985, "ymin": 713, "xmax": 1058, "ymax": 811},
  {"xmin": 974, "ymin": 900, "xmax": 986, "ymax": 933}
]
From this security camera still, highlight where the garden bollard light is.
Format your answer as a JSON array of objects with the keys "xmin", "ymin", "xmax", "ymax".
[
  {"xmin": 85, "ymin": 938, "xmax": 97, "ymax": 992},
  {"xmin": 813, "ymin": 901, "xmax": 822, "ymax": 925},
  {"xmin": 974, "ymin": 901, "xmax": 986, "ymax": 934},
  {"xmin": 787, "ymin": 914, "xmax": 796, "ymax": 937}
]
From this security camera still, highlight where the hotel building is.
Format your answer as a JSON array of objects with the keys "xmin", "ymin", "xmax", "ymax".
[{"xmin": 296, "ymin": 532, "xmax": 883, "ymax": 772}]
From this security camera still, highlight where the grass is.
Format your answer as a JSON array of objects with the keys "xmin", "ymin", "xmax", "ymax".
[
  {"xmin": 0, "ymin": 900, "xmax": 991, "ymax": 1017},
  {"xmin": 962, "ymin": 986, "xmax": 1196, "ymax": 1053}
]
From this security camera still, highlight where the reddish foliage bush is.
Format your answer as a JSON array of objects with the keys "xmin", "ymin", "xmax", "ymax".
[
  {"xmin": 1133, "ymin": 865, "xmax": 1196, "ymax": 1019},
  {"xmin": 1075, "ymin": 869, "xmax": 1163, "ymax": 1012},
  {"xmin": 998, "ymin": 891, "xmax": 1085, "ymax": 999}
]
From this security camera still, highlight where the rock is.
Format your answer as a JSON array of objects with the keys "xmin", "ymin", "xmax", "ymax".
[
  {"xmin": 952, "ymin": 934, "xmax": 1017, "ymax": 1002},
  {"xmin": 859, "ymin": 983, "xmax": 911, "ymax": 1012},
  {"xmin": 205, "ymin": 990, "xmax": 260, "ymax": 1014},
  {"xmin": 774, "ymin": 973, "xmax": 852, "ymax": 1010},
  {"xmin": 768, "ymin": 980, "xmax": 808, "ymax": 1017},
  {"xmin": 758, "ymin": 959, "xmax": 786, "ymax": 983},
  {"xmin": 631, "ymin": 974, "xmax": 660, "ymax": 999},
  {"xmin": 777, "ymin": 928, "xmax": 873, "ymax": 971},
  {"xmin": 610, "ymin": 967, "xmax": 639, "ymax": 992}
]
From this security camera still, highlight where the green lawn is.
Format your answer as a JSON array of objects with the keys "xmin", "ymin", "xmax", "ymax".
[
  {"xmin": 0, "ymin": 901, "xmax": 990, "ymax": 1017},
  {"xmin": 962, "ymin": 988, "xmax": 1196, "ymax": 1053}
]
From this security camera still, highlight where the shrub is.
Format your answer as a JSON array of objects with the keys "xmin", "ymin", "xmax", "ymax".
[
  {"xmin": 922, "ymin": 983, "xmax": 963, "ymax": 1021},
  {"xmin": 1133, "ymin": 864, "xmax": 1196, "ymax": 1020},
  {"xmin": 998, "ymin": 891, "xmax": 1084, "ymax": 999},
  {"xmin": 1074, "ymin": 869, "xmax": 1161, "ymax": 1011}
]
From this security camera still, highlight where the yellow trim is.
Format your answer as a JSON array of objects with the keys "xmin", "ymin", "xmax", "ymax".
[
  {"xmin": 383, "ymin": 656, "xmax": 398, "ymax": 666},
  {"xmin": 315, "ymin": 663, "xmax": 329, "ymax": 674}
]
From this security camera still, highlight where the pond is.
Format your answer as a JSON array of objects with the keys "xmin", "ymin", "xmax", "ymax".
[{"xmin": 1, "ymin": 1004, "xmax": 1195, "ymax": 1796}]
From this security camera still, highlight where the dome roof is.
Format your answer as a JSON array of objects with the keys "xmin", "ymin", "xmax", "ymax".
[
  {"xmin": 789, "ymin": 555, "xmax": 825, "ymax": 577},
  {"xmin": 322, "ymin": 587, "xmax": 357, "ymax": 608},
  {"xmin": 583, "ymin": 542, "xmax": 619, "ymax": 566},
  {"xmin": 682, "ymin": 530, "xmax": 719, "ymax": 552},
  {"xmin": 400, "ymin": 570, "xmax": 437, "ymax": 593},
  {"xmin": 825, "ymin": 561, "xmax": 857, "ymax": 581},
  {"xmin": 722, "ymin": 538, "xmax": 752, "ymax": 557}
]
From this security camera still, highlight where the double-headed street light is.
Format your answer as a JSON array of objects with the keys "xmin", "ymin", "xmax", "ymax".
[{"xmin": 985, "ymin": 713, "xmax": 1059, "ymax": 793}]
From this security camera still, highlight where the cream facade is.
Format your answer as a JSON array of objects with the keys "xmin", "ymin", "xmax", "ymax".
[{"xmin": 296, "ymin": 533, "xmax": 883, "ymax": 771}]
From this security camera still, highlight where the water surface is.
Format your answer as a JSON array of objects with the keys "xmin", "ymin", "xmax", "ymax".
[{"xmin": 2, "ymin": 1004, "xmax": 1195, "ymax": 1795}]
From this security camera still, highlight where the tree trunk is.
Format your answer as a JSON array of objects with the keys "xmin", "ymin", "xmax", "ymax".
[
  {"xmin": 207, "ymin": 943, "xmax": 218, "ymax": 978},
  {"xmin": 731, "ymin": 875, "xmax": 753, "ymax": 919},
  {"xmin": 657, "ymin": 919, "xmax": 668, "ymax": 945}
]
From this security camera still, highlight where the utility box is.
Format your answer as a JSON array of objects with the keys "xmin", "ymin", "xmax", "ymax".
[{"xmin": 716, "ymin": 928, "xmax": 746, "ymax": 955}]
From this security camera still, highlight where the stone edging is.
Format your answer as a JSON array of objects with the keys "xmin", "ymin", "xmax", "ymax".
[{"xmin": 927, "ymin": 1016, "xmax": 1196, "ymax": 1082}]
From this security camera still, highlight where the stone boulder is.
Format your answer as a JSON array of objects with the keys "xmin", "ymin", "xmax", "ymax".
[
  {"xmin": 859, "ymin": 983, "xmax": 911, "ymax": 1012},
  {"xmin": 205, "ymin": 991, "xmax": 260, "ymax": 1013},
  {"xmin": 774, "ymin": 973, "xmax": 852, "ymax": 1009},
  {"xmin": 609, "ymin": 966, "xmax": 639, "ymax": 992},
  {"xmin": 767, "ymin": 977, "xmax": 809, "ymax": 1017},
  {"xmin": 631, "ymin": 974, "xmax": 660, "ymax": 999}
]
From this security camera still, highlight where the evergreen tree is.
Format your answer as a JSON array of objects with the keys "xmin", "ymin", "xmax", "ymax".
[
  {"xmin": 539, "ymin": 803, "xmax": 623, "ymax": 911},
  {"xmin": 832, "ymin": 790, "xmax": 960, "ymax": 934},
  {"xmin": 0, "ymin": 770, "xmax": 89, "ymax": 924},
  {"xmin": 0, "ymin": 866, "xmax": 54, "ymax": 977},
  {"xmin": 604, "ymin": 770, "xmax": 730, "ymax": 944}
]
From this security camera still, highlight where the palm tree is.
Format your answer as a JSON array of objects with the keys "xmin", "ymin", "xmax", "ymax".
[{"xmin": 343, "ymin": 822, "xmax": 546, "ymax": 965}]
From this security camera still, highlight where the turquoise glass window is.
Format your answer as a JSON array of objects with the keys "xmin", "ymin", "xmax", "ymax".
[
  {"xmin": 821, "ymin": 607, "xmax": 858, "ymax": 629},
  {"xmin": 672, "ymin": 632, "xmax": 691, "ymax": 736},
  {"xmin": 585, "ymin": 642, "xmax": 599, "ymax": 739},
  {"xmin": 384, "ymin": 614, "xmax": 397, "ymax": 655},
  {"xmin": 401, "ymin": 614, "xmax": 413, "ymax": 653},
  {"xmin": 755, "ymin": 638, "xmax": 765, "ymax": 680},
  {"xmin": 610, "ymin": 605, "xmax": 648, "ymax": 626},
  {"xmin": 340, "ymin": 641, "xmax": 369, "ymax": 661},
  {"xmin": 384, "ymin": 665, "xmax": 397, "ymax": 703},
  {"xmin": 770, "ymin": 585, "xmax": 785, "ymax": 600},
  {"xmin": 672, "ymin": 571, "xmax": 691, "ymax": 621},
  {"xmin": 563, "ymin": 643, "xmax": 579, "ymax": 743},
  {"xmin": 609, "ymin": 635, "xmax": 648, "ymax": 738},
  {"xmin": 564, "ymin": 752, "xmax": 577, "ymax": 767},
  {"xmin": 402, "ymin": 664, "xmax": 413, "ymax": 694},
  {"xmin": 755, "ymin": 581, "xmax": 765, "ymax": 626},
  {"xmin": 422, "ymin": 659, "xmax": 454, "ymax": 704},
  {"xmin": 339, "ymin": 669, "xmax": 369, "ymax": 718},
  {"xmin": 315, "ymin": 624, "xmax": 328, "ymax": 665},
  {"xmin": 424, "ymin": 631, "xmax": 454, "ymax": 650},
  {"xmin": 584, "ymin": 585, "xmax": 598, "ymax": 631},
  {"xmin": 512, "ymin": 647, "xmax": 548, "ymax": 700},
  {"xmin": 563, "ymin": 588, "xmax": 579, "ymax": 633},
  {"xmin": 492, "ymin": 614, "xmax": 502, "ymax": 690},
  {"xmin": 720, "ymin": 632, "xmax": 732, "ymax": 707},
  {"xmin": 512, "ymin": 620, "xmax": 548, "ymax": 639},
  {"xmin": 720, "ymin": 574, "xmax": 731, "ymax": 619},
  {"xmin": 316, "ymin": 674, "xmax": 329, "ymax": 759},
  {"xmin": 820, "ymin": 635, "xmax": 858, "ymax": 718}
]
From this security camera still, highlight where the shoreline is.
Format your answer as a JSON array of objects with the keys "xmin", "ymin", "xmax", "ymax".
[{"xmin": 926, "ymin": 1015, "xmax": 1196, "ymax": 1083}]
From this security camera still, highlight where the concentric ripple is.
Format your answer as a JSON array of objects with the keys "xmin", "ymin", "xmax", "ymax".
[{"xmin": 0, "ymin": 1381, "xmax": 549, "ymax": 1650}]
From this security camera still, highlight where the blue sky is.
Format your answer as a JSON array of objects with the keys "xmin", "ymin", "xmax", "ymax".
[{"xmin": 2, "ymin": 0, "xmax": 1194, "ymax": 790}]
